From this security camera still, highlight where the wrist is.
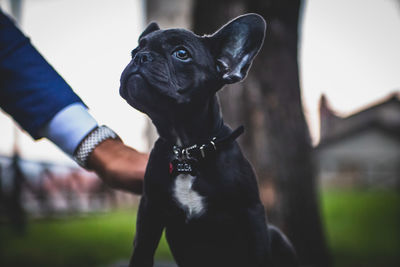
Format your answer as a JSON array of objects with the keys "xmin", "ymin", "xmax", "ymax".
[
  {"xmin": 73, "ymin": 125, "xmax": 121, "ymax": 169},
  {"xmin": 88, "ymin": 138, "xmax": 124, "ymax": 172},
  {"xmin": 88, "ymin": 139, "xmax": 147, "ymax": 194}
]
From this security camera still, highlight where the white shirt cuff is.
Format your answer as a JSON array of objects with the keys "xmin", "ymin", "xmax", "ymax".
[{"xmin": 39, "ymin": 103, "xmax": 98, "ymax": 156}]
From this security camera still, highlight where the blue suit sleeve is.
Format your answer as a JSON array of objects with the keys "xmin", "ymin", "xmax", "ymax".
[{"xmin": 0, "ymin": 10, "xmax": 84, "ymax": 139}]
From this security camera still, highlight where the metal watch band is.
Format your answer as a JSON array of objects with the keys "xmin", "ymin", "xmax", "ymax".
[{"xmin": 73, "ymin": 125, "xmax": 121, "ymax": 169}]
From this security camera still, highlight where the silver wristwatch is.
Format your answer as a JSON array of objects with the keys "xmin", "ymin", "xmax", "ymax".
[{"xmin": 73, "ymin": 125, "xmax": 121, "ymax": 169}]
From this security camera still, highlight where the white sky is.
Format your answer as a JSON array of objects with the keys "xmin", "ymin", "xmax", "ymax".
[
  {"xmin": 0, "ymin": 0, "xmax": 399, "ymax": 163},
  {"xmin": 301, "ymin": 0, "xmax": 400, "ymax": 142}
]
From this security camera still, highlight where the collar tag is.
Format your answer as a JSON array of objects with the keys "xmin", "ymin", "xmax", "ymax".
[{"xmin": 170, "ymin": 159, "xmax": 197, "ymax": 176}]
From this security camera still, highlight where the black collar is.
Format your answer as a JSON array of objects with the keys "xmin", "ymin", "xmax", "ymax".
[
  {"xmin": 169, "ymin": 126, "xmax": 244, "ymax": 176},
  {"xmin": 173, "ymin": 126, "xmax": 244, "ymax": 160}
]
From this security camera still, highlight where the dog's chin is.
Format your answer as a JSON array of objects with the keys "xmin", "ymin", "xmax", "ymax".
[
  {"xmin": 174, "ymin": 94, "xmax": 191, "ymax": 105},
  {"xmin": 119, "ymin": 74, "xmax": 147, "ymax": 111}
]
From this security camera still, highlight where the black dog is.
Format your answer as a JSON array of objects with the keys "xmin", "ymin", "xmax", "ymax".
[{"xmin": 120, "ymin": 14, "xmax": 297, "ymax": 267}]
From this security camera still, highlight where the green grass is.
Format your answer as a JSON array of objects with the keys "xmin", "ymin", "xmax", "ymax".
[
  {"xmin": 1, "ymin": 190, "xmax": 399, "ymax": 267},
  {"xmin": 321, "ymin": 190, "xmax": 400, "ymax": 267},
  {"xmin": 0, "ymin": 210, "xmax": 173, "ymax": 267}
]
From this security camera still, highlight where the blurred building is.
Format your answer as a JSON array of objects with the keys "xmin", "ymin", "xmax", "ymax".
[{"xmin": 315, "ymin": 93, "xmax": 400, "ymax": 188}]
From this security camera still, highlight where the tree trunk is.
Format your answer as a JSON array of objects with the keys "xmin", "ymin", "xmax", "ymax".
[{"xmin": 193, "ymin": 0, "xmax": 331, "ymax": 266}]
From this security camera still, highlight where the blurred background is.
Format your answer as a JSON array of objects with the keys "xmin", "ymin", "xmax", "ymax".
[{"xmin": 0, "ymin": 0, "xmax": 399, "ymax": 266}]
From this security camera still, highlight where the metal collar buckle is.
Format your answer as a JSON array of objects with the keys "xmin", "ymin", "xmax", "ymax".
[
  {"xmin": 174, "ymin": 136, "xmax": 218, "ymax": 160},
  {"xmin": 182, "ymin": 144, "xmax": 197, "ymax": 159},
  {"xmin": 199, "ymin": 137, "xmax": 217, "ymax": 158},
  {"xmin": 199, "ymin": 144, "xmax": 206, "ymax": 158}
]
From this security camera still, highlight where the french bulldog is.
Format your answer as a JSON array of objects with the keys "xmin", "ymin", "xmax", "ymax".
[{"xmin": 120, "ymin": 13, "xmax": 297, "ymax": 267}]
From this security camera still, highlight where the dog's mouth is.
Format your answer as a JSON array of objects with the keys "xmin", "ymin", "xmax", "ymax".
[
  {"xmin": 119, "ymin": 72, "xmax": 141, "ymax": 100},
  {"xmin": 119, "ymin": 81, "xmax": 128, "ymax": 99}
]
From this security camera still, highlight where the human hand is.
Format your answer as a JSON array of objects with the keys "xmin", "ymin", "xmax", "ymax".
[{"xmin": 87, "ymin": 139, "xmax": 148, "ymax": 194}]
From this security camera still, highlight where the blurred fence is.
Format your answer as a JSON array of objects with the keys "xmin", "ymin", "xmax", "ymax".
[{"xmin": 0, "ymin": 154, "xmax": 139, "ymax": 225}]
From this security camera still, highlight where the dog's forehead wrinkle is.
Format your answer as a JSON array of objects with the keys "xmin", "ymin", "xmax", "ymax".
[{"xmin": 156, "ymin": 29, "xmax": 205, "ymax": 51}]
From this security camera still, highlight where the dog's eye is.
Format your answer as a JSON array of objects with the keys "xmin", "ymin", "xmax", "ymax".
[{"xmin": 173, "ymin": 48, "xmax": 191, "ymax": 61}]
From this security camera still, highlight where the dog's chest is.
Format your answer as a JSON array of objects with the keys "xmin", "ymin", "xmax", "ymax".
[{"xmin": 173, "ymin": 174, "xmax": 205, "ymax": 219}]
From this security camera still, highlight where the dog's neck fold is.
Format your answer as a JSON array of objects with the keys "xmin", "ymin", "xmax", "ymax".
[{"xmin": 152, "ymin": 95, "xmax": 225, "ymax": 147}]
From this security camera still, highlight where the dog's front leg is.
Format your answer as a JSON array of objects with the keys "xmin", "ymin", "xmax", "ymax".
[
  {"xmin": 129, "ymin": 196, "xmax": 164, "ymax": 267},
  {"xmin": 245, "ymin": 203, "xmax": 271, "ymax": 267}
]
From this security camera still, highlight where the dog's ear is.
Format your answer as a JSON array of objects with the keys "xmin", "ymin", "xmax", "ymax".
[
  {"xmin": 139, "ymin": 22, "xmax": 160, "ymax": 40},
  {"xmin": 209, "ymin": 14, "xmax": 266, "ymax": 84}
]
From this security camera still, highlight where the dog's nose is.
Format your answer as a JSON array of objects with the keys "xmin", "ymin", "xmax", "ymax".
[{"xmin": 133, "ymin": 52, "xmax": 153, "ymax": 65}]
